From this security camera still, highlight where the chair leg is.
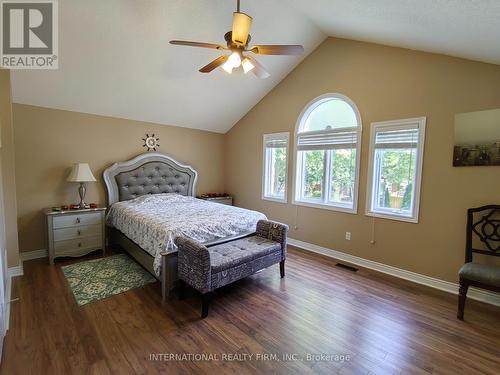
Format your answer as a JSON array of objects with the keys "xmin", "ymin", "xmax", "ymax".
[
  {"xmin": 280, "ymin": 260, "xmax": 285, "ymax": 278},
  {"xmin": 201, "ymin": 292, "xmax": 214, "ymax": 319},
  {"xmin": 457, "ymin": 280, "xmax": 469, "ymax": 320}
]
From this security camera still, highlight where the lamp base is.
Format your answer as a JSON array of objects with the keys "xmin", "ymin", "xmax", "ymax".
[{"xmin": 78, "ymin": 182, "xmax": 87, "ymax": 209}]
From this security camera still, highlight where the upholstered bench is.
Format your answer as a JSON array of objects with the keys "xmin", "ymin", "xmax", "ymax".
[{"xmin": 175, "ymin": 220, "xmax": 288, "ymax": 318}]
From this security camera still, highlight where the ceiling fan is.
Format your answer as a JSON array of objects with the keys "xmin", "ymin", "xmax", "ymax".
[{"xmin": 169, "ymin": 0, "xmax": 304, "ymax": 79}]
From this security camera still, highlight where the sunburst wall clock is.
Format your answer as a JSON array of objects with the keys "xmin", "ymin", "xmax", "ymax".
[{"xmin": 142, "ymin": 134, "xmax": 160, "ymax": 151}]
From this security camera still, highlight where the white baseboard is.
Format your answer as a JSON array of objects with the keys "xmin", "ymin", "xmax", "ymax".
[
  {"xmin": 19, "ymin": 249, "xmax": 47, "ymax": 261},
  {"xmin": 7, "ymin": 264, "xmax": 23, "ymax": 278},
  {"xmin": 6, "ymin": 263, "xmax": 24, "ymax": 330},
  {"xmin": 288, "ymin": 238, "xmax": 500, "ymax": 307}
]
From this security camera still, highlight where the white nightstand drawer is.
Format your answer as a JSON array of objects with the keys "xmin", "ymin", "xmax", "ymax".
[
  {"xmin": 53, "ymin": 212, "xmax": 102, "ymax": 229},
  {"xmin": 54, "ymin": 236, "xmax": 102, "ymax": 255},
  {"xmin": 53, "ymin": 224, "xmax": 101, "ymax": 241}
]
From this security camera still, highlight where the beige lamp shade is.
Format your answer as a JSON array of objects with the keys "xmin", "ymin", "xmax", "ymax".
[{"xmin": 67, "ymin": 163, "xmax": 96, "ymax": 183}]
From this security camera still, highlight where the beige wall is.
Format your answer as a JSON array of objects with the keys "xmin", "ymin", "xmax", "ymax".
[
  {"xmin": 225, "ymin": 38, "xmax": 500, "ymax": 283},
  {"xmin": 13, "ymin": 105, "xmax": 225, "ymax": 253},
  {"xmin": 0, "ymin": 70, "xmax": 20, "ymax": 267}
]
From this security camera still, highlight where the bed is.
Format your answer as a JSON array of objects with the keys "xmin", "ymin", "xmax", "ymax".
[{"xmin": 103, "ymin": 152, "xmax": 266, "ymax": 301}]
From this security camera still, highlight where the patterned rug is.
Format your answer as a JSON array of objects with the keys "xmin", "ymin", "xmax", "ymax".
[{"xmin": 62, "ymin": 254, "xmax": 156, "ymax": 305}]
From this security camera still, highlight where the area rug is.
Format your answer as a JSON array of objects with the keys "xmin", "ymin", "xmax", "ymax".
[{"xmin": 62, "ymin": 254, "xmax": 156, "ymax": 305}]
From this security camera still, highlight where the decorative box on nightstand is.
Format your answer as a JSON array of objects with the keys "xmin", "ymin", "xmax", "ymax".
[
  {"xmin": 44, "ymin": 207, "xmax": 106, "ymax": 265},
  {"xmin": 199, "ymin": 194, "xmax": 233, "ymax": 206}
]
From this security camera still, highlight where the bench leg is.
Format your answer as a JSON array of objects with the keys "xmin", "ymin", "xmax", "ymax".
[
  {"xmin": 161, "ymin": 278, "xmax": 167, "ymax": 304},
  {"xmin": 201, "ymin": 292, "xmax": 214, "ymax": 319},
  {"xmin": 280, "ymin": 260, "xmax": 285, "ymax": 278},
  {"xmin": 178, "ymin": 279, "xmax": 185, "ymax": 301},
  {"xmin": 457, "ymin": 280, "xmax": 469, "ymax": 320}
]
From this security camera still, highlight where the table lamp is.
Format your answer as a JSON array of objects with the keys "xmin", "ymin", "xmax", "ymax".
[{"xmin": 67, "ymin": 163, "xmax": 96, "ymax": 208}]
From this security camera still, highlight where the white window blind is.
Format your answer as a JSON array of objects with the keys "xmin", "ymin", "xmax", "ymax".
[
  {"xmin": 297, "ymin": 130, "xmax": 357, "ymax": 151},
  {"xmin": 265, "ymin": 137, "xmax": 288, "ymax": 148},
  {"xmin": 374, "ymin": 128, "xmax": 419, "ymax": 149}
]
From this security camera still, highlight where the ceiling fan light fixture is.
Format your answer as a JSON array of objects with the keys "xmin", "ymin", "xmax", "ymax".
[
  {"xmin": 232, "ymin": 12, "xmax": 252, "ymax": 46},
  {"xmin": 242, "ymin": 57, "xmax": 254, "ymax": 73},
  {"xmin": 228, "ymin": 51, "xmax": 241, "ymax": 67},
  {"xmin": 222, "ymin": 52, "xmax": 242, "ymax": 74},
  {"xmin": 222, "ymin": 60, "xmax": 234, "ymax": 74}
]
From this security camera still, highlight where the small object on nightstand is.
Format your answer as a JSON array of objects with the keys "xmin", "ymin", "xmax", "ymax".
[
  {"xmin": 199, "ymin": 193, "xmax": 233, "ymax": 206},
  {"xmin": 44, "ymin": 207, "xmax": 106, "ymax": 265}
]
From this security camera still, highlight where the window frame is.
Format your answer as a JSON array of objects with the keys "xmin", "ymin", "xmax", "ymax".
[
  {"xmin": 292, "ymin": 93, "xmax": 362, "ymax": 214},
  {"xmin": 262, "ymin": 132, "xmax": 290, "ymax": 203},
  {"xmin": 365, "ymin": 117, "xmax": 426, "ymax": 223}
]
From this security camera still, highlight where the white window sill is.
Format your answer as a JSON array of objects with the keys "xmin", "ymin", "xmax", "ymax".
[
  {"xmin": 292, "ymin": 199, "xmax": 357, "ymax": 214},
  {"xmin": 262, "ymin": 196, "xmax": 287, "ymax": 204},
  {"xmin": 365, "ymin": 210, "xmax": 418, "ymax": 223}
]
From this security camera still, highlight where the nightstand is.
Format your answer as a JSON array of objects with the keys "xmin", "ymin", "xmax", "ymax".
[
  {"xmin": 44, "ymin": 207, "xmax": 106, "ymax": 265},
  {"xmin": 199, "ymin": 196, "xmax": 233, "ymax": 206}
]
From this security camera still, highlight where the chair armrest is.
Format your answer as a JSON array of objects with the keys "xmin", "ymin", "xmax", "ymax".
[
  {"xmin": 175, "ymin": 236, "xmax": 211, "ymax": 292},
  {"xmin": 256, "ymin": 220, "xmax": 289, "ymax": 259}
]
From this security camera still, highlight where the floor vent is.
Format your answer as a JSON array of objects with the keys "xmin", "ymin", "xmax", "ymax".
[{"xmin": 335, "ymin": 263, "xmax": 359, "ymax": 272}]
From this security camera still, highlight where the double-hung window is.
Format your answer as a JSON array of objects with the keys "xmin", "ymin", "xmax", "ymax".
[
  {"xmin": 293, "ymin": 94, "xmax": 362, "ymax": 213},
  {"xmin": 366, "ymin": 117, "xmax": 426, "ymax": 223},
  {"xmin": 262, "ymin": 132, "xmax": 289, "ymax": 202}
]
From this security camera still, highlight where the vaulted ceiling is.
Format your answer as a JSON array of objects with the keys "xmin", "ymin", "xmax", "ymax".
[
  {"xmin": 10, "ymin": 0, "xmax": 324, "ymax": 133},
  {"xmin": 290, "ymin": 0, "xmax": 500, "ymax": 66},
  {"xmin": 11, "ymin": 0, "xmax": 500, "ymax": 133}
]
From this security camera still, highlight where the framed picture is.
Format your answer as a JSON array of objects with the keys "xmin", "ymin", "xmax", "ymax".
[{"xmin": 453, "ymin": 108, "xmax": 500, "ymax": 167}]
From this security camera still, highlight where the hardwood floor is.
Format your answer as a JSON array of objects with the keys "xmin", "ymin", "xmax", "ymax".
[{"xmin": 2, "ymin": 247, "xmax": 499, "ymax": 374}]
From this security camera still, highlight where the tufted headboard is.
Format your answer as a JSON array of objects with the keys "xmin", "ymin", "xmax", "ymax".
[{"xmin": 103, "ymin": 152, "xmax": 198, "ymax": 206}]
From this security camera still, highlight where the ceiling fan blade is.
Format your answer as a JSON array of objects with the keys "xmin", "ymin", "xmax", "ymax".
[
  {"xmin": 199, "ymin": 55, "xmax": 229, "ymax": 73},
  {"xmin": 232, "ymin": 12, "xmax": 252, "ymax": 46},
  {"xmin": 249, "ymin": 45, "xmax": 304, "ymax": 55},
  {"xmin": 170, "ymin": 40, "xmax": 225, "ymax": 50},
  {"xmin": 246, "ymin": 56, "xmax": 270, "ymax": 79}
]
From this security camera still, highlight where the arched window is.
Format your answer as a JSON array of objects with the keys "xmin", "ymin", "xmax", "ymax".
[{"xmin": 293, "ymin": 93, "xmax": 362, "ymax": 212}]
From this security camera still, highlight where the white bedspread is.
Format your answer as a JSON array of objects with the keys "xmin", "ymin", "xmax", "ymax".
[{"xmin": 106, "ymin": 194, "xmax": 267, "ymax": 275}]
